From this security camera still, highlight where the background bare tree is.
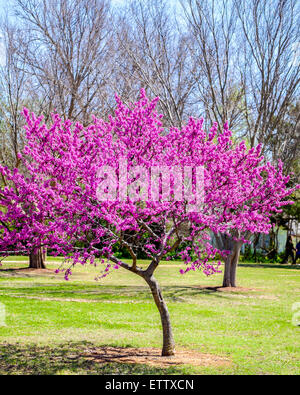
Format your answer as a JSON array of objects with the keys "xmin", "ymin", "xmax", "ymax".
[
  {"xmin": 235, "ymin": 0, "xmax": 300, "ymax": 155},
  {"xmin": 14, "ymin": 0, "xmax": 113, "ymax": 124},
  {"xmin": 180, "ymin": 0, "xmax": 246, "ymax": 132},
  {"xmin": 0, "ymin": 22, "xmax": 29, "ymax": 169},
  {"xmin": 181, "ymin": 0, "xmax": 299, "ymax": 163},
  {"xmin": 114, "ymin": 0, "xmax": 197, "ymax": 128}
]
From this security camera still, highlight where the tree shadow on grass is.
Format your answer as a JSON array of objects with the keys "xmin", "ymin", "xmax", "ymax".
[
  {"xmin": 161, "ymin": 285, "xmax": 249, "ymax": 303},
  {"xmin": 0, "ymin": 341, "xmax": 185, "ymax": 375},
  {"xmin": 0, "ymin": 280, "xmax": 248, "ymax": 302},
  {"xmin": 238, "ymin": 263, "xmax": 300, "ymax": 270},
  {"xmin": 0, "ymin": 267, "xmax": 55, "ymax": 278}
]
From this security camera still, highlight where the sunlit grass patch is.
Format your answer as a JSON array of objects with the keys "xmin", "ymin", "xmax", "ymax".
[{"xmin": 0, "ymin": 259, "xmax": 299, "ymax": 375}]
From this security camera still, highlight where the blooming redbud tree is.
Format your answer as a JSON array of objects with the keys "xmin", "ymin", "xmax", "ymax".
[{"xmin": 0, "ymin": 90, "xmax": 296, "ymax": 356}]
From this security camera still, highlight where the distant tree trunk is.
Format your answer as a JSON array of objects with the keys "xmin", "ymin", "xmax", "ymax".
[
  {"xmin": 215, "ymin": 233, "xmax": 243, "ymax": 288},
  {"xmin": 143, "ymin": 274, "xmax": 175, "ymax": 356},
  {"xmin": 222, "ymin": 241, "xmax": 242, "ymax": 287},
  {"xmin": 29, "ymin": 247, "xmax": 46, "ymax": 269}
]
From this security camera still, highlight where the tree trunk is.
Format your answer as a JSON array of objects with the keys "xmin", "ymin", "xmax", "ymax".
[
  {"xmin": 229, "ymin": 243, "xmax": 241, "ymax": 287},
  {"xmin": 222, "ymin": 256, "xmax": 232, "ymax": 287},
  {"xmin": 143, "ymin": 274, "xmax": 175, "ymax": 356},
  {"xmin": 222, "ymin": 240, "xmax": 242, "ymax": 288},
  {"xmin": 29, "ymin": 247, "xmax": 46, "ymax": 269}
]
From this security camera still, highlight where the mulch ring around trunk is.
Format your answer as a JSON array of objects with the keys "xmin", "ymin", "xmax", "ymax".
[{"xmin": 80, "ymin": 346, "xmax": 231, "ymax": 368}]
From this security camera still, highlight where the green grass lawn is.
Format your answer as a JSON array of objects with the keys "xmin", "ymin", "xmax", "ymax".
[{"xmin": 0, "ymin": 256, "xmax": 299, "ymax": 375}]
